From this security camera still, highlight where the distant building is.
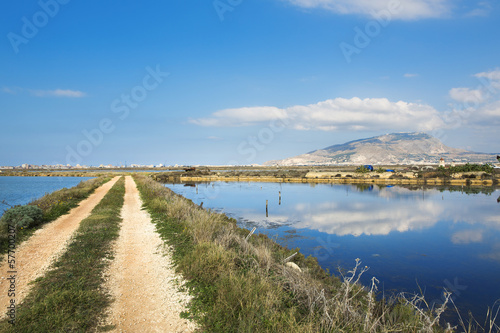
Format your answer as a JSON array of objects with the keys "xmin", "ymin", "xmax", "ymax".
[{"xmin": 439, "ymin": 158, "xmax": 445, "ymax": 167}]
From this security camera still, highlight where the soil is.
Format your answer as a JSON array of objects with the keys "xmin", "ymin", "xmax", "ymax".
[{"xmin": 104, "ymin": 176, "xmax": 196, "ymax": 332}]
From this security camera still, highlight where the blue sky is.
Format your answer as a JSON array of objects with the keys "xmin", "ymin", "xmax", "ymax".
[{"xmin": 1, "ymin": 0, "xmax": 499, "ymax": 166}]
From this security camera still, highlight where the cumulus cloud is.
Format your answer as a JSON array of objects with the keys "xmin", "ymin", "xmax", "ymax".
[
  {"xmin": 191, "ymin": 97, "xmax": 444, "ymax": 132},
  {"xmin": 449, "ymin": 87, "xmax": 486, "ymax": 103},
  {"xmin": 473, "ymin": 101, "xmax": 500, "ymax": 125},
  {"xmin": 284, "ymin": 0, "xmax": 452, "ymax": 20},
  {"xmin": 445, "ymin": 69, "xmax": 500, "ymax": 127}
]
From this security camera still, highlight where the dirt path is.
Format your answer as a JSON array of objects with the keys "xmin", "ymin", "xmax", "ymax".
[
  {"xmin": 0, "ymin": 176, "xmax": 121, "ymax": 316},
  {"xmin": 105, "ymin": 176, "xmax": 195, "ymax": 332}
]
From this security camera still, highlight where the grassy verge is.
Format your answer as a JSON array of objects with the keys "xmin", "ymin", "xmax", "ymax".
[
  {"xmin": 0, "ymin": 176, "xmax": 111, "ymax": 259},
  {"xmin": 0, "ymin": 177, "xmax": 125, "ymax": 332},
  {"xmin": 134, "ymin": 174, "xmax": 455, "ymax": 332}
]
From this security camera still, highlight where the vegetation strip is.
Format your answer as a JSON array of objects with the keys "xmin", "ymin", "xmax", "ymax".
[
  {"xmin": 0, "ymin": 176, "xmax": 111, "ymax": 259},
  {"xmin": 153, "ymin": 164, "xmax": 500, "ymax": 188},
  {"xmin": 134, "ymin": 174, "xmax": 463, "ymax": 332},
  {"xmin": 0, "ymin": 177, "xmax": 125, "ymax": 332}
]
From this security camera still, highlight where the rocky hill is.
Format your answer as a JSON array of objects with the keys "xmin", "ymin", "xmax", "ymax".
[{"xmin": 264, "ymin": 132, "xmax": 497, "ymax": 166}]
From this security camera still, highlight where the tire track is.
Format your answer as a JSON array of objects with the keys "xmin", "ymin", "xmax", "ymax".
[{"xmin": 105, "ymin": 176, "xmax": 195, "ymax": 332}]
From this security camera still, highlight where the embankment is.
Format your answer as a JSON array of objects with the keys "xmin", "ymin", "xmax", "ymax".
[
  {"xmin": 153, "ymin": 168, "xmax": 500, "ymax": 187},
  {"xmin": 0, "ymin": 177, "xmax": 125, "ymax": 331},
  {"xmin": 0, "ymin": 176, "xmax": 111, "ymax": 259},
  {"xmin": 133, "ymin": 174, "xmax": 458, "ymax": 332}
]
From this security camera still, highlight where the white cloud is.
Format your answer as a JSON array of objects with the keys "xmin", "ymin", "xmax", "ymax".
[
  {"xmin": 1, "ymin": 86, "xmax": 21, "ymax": 94},
  {"xmin": 465, "ymin": 1, "xmax": 492, "ymax": 17},
  {"xmin": 207, "ymin": 136, "xmax": 224, "ymax": 141},
  {"xmin": 449, "ymin": 87, "xmax": 486, "ymax": 104},
  {"xmin": 443, "ymin": 69, "xmax": 500, "ymax": 127},
  {"xmin": 474, "ymin": 69, "xmax": 500, "ymax": 82},
  {"xmin": 466, "ymin": 8, "xmax": 489, "ymax": 16},
  {"xmin": 190, "ymin": 106, "xmax": 287, "ymax": 127},
  {"xmin": 445, "ymin": 69, "xmax": 500, "ymax": 127},
  {"xmin": 284, "ymin": 0, "xmax": 452, "ymax": 20},
  {"xmin": 31, "ymin": 89, "xmax": 86, "ymax": 98},
  {"xmin": 451, "ymin": 229, "xmax": 483, "ymax": 244},
  {"xmin": 404, "ymin": 73, "xmax": 419, "ymax": 78},
  {"xmin": 191, "ymin": 97, "xmax": 444, "ymax": 132},
  {"xmin": 2, "ymin": 86, "xmax": 86, "ymax": 98},
  {"xmin": 474, "ymin": 101, "xmax": 500, "ymax": 124}
]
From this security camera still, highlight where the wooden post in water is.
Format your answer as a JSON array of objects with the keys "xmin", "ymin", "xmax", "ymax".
[
  {"xmin": 266, "ymin": 200, "xmax": 268, "ymax": 217},
  {"xmin": 279, "ymin": 191, "xmax": 281, "ymax": 205}
]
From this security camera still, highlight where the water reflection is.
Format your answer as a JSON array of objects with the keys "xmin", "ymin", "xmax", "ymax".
[
  {"xmin": 165, "ymin": 181, "xmax": 500, "ymax": 323},
  {"xmin": 451, "ymin": 229, "xmax": 483, "ymax": 244},
  {"xmin": 291, "ymin": 200, "xmax": 443, "ymax": 236}
]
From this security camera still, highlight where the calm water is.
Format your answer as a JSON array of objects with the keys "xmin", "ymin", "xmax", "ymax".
[
  {"xmin": 165, "ymin": 181, "xmax": 500, "ymax": 324},
  {"xmin": 0, "ymin": 176, "xmax": 94, "ymax": 215}
]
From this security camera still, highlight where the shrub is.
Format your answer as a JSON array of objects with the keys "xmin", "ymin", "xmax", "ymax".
[
  {"xmin": 449, "ymin": 163, "xmax": 493, "ymax": 174},
  {"xmin": 356, "ymin": 166, "xmax": 370, "ymax": 174},
  {"xmin": 1, "ymin": 205, "xmax": 43, "ymax": 230}
]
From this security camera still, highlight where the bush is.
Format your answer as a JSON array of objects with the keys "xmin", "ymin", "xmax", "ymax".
[
  {"xmin": 449, "ymin": 163, "xmax": 493, "ymax": 174},
  {"xmin": 355, "ymin": 166, "xmax": 370, "ymax": 174},
  {"xmin": 1, "ymin": 205, "xmax": 43, "ymax": 230}
]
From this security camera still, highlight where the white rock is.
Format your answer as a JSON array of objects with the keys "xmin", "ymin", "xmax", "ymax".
[{"xmin": 285, "ymin": 262, "xmax": 302, "ymax": 272}]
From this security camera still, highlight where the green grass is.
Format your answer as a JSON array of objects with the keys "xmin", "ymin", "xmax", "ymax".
[
  {"xmin": 0, "ymin": 177, "xmax": 111, "ymax": 260},
  {"xmin": 133, "ymin": 174, "xmax": 455, "ymax": 333},
  {"xmin": 0, "ymin": 177, "xmax": 124, "ymax": 332}
]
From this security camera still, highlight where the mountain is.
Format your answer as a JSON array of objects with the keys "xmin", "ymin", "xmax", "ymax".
[{"xmin": 264, "ymin": 132, "xmax": 497, "ymax": 166}]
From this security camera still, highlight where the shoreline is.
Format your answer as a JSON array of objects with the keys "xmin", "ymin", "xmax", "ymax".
[
  {"xmin": 2, "ymin": 168, "xmax": 499, "ymax": 187},
  {"xmin": 156, "ymin": 174, "xmax": 500, "ymax": 187}
]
